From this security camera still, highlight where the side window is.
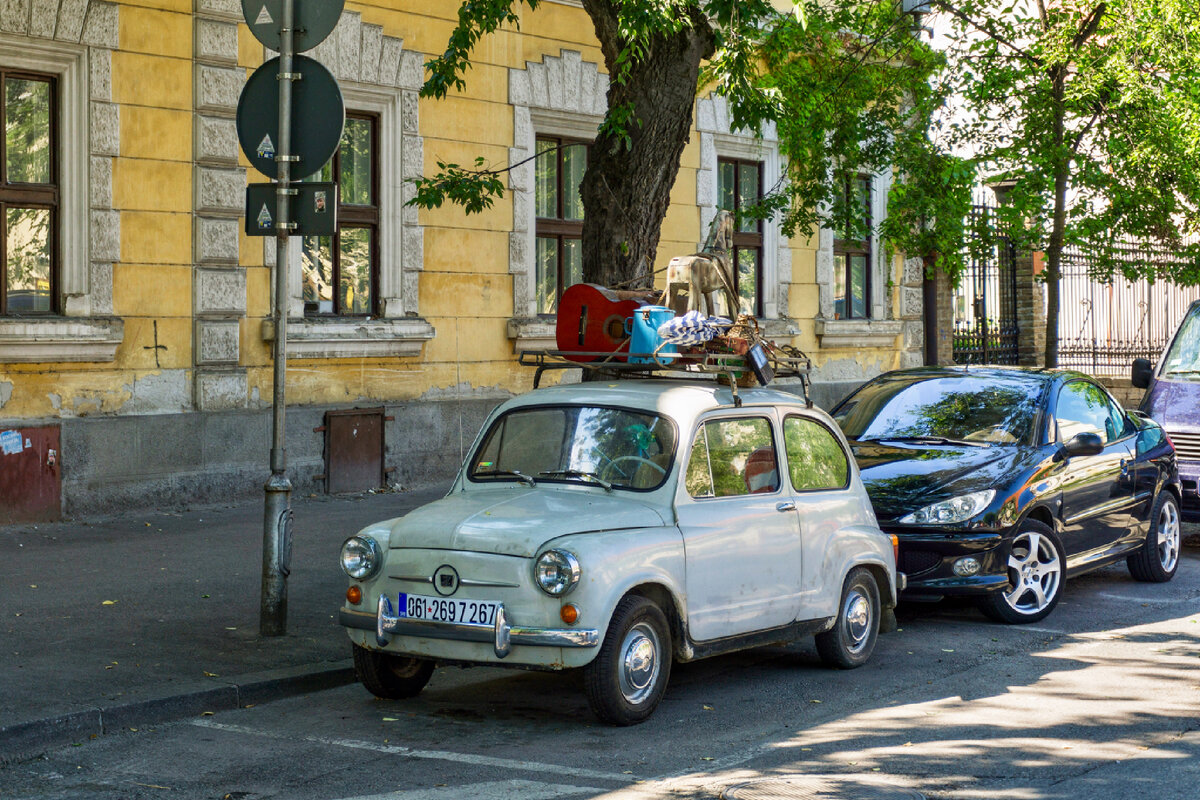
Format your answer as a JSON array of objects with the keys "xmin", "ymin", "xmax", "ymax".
[
  {"xmin": 784, "ymin": 416, "xmax": 850, "ymax": 491},
  {"xmin": 685, "ymin": 417, "xmax": 778, "ymax": 498},
  {"xmin": 1056, "ymin": 381, "xmax": 1120, "ymax": 443}
]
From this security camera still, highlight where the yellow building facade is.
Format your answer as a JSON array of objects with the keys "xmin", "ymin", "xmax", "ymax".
[{"xmin": 0, "ymin": 0, "xmax": 922, "ymax": 519}]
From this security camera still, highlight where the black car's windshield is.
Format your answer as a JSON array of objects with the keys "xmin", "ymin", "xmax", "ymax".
[
  {"xmin": 469, "ymin": 405, "xmax": 676, "ymax": 490},
  {"xmin": 1162, "ymin": 304, "xmax": 1200, "ymax": 378},
  {"xmin": 834, "ymin": 374, "xmax": 1044, "ymax": 446}
]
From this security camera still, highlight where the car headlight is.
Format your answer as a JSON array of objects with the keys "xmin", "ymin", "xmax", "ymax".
[
  {"xmin": 899, "ymin": 489, "xmax": 996, "ymax": 525},
  {"xmin": 341, "ymin": 536, "xmax": 382, "ymax": 580},
  {"xmin": 534, "ymin": 549, "xmax": 581, "ymax": 596}
]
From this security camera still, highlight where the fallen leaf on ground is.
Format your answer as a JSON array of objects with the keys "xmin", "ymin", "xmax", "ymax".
[
  {"xmin": 203, "ymin": 671, "xmax": 219, "ymax": 677},
  {"xmin": 702, "ymin": 704, "xmax": 714, "ymax": 710},
  {"xmin": 102, "ymin": 600, "xmax": 116, "ymax": 606}
]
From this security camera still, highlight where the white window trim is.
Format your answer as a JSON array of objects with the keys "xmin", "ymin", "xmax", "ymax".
[
  {"xmin": 0, "ymin": 36, "xmax": 123, "ymax": 363},
  {"xmin": 506, "ymin": 50, "xmax": 609, "ymax": 352},
  {"xmin": 815, "ymin": 167, "xmax": 901, "ymax": 348},
  {"xmin": 695, "ymin": 94, "xmax": 797, "ymax": 336},
  {"xmin": 281, "ymin": 81, "xmax": 433, "ymax": 359}
]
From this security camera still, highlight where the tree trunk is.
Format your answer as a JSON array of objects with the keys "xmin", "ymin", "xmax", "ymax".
[
  {"xmin": 578, "ymin": 0, "xmax": 716, "ymax": 288},
  {"xmin": 1044, "ymin": 66, "xmax": 1069, "ymax": 369}
]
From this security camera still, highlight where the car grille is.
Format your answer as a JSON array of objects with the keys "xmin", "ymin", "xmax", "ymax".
[
  {"xmin": 1168, "ymin": 430, "xmax": 1200, "ymax": 461},
  {"xmin": 899, "ymin": 550, "xmax": 942, "ymax": 575}
]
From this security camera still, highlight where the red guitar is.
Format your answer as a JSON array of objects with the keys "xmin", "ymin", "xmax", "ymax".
[{"xmin": 555, "ymin": 284, "xmax": 656, "ymax": 362}]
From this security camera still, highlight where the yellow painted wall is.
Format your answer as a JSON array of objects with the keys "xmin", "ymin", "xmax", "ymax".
[{"xmin": 0, "ymin": 0, "xmax": 905, "ymax": 422}]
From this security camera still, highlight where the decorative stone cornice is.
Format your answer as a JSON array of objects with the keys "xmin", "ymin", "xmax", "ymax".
[{"xmin": 0, "ymin": 317, "xmax": 123, "ymax": 363}]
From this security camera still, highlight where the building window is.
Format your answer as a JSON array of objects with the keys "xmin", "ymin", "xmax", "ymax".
[
  {"xmin": 1, "ymin": 71, "xmax": 55, "ymax": 316},
  {"xmin": 535, "ymin": 136, "xmax": 587, "ymax": 314},
  {"xmin": 302, "ymin": 113, "xmax": 378, "ymax": 316},
  {"xmin": 833, "ymin": 175, "xmax": 872, "ymax": 320},
  {"xmin": 718, "ymin": 158, "xmax": 763, "ymax": 317}
]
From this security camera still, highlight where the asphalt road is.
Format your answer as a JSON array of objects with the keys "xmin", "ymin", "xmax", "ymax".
[{"xmin": 3, "ymin": 542, "xmax": 1198, "ymax": 800}]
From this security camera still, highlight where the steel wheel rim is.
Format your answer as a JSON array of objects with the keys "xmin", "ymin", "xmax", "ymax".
[
  {"xmin": 618, "ymin": 622, "xmax": 661, "ymax": 706},
  {"xmin": 843, "ymin": 588, "xmax": 872, "ymax": 654},
  {"xmin": 1003, "ymin": 531, "xmax": 1061, "ymax": 615},
  {"xmin": 1157, "ymin": 500, "xmax": 1181, "ymax": 572}
]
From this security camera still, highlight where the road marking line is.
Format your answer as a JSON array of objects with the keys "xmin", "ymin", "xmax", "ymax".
[
  {"xmin": 332, "ymin": 779, "xmax": 604, "ymax": 800},
  {"xmin": 1097, "ymin": 592, "xmax": 1196, "ymax": 604},
  {"xmin": 188, "ymin": 719, "xmax": 638, "ymax": 784}
]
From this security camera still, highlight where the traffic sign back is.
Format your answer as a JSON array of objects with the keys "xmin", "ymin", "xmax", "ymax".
[
  {"xmin": 242, "ymin": 0, "xmax": 345, "ymax": 53},
  {"xmin": 236, "ymin": 55, "xmax": 345, "ymax": 180}
]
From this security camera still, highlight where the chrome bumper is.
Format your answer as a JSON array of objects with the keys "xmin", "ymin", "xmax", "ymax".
[{"xmin": 339, "ymin": 595, "xmax": 600, "ymax": 659}]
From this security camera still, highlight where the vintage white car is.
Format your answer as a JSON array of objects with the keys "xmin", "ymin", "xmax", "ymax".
[{"xmin": 339, "ymin": 379, "xmax": 903, "ymax": 724}]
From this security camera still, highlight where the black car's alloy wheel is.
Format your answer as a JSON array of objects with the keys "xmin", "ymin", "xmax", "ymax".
[
  {"xmin": 978, "ymin": 521, "xmax": 1064, "ymax": 624},
  {"xmin": 1128, "ymin": 491, "xmax": 1181, "ymax": 583},
  {"xmin": 815, "ymin": 567, "xmax": 880, "ymax": 669},
  {"xmin": 352, "ymin": 644, "xmax": 435, "ymax": 699},
  {"xmin": 584, "ymin": 595, "xmax": 672, "ymax": 725}
]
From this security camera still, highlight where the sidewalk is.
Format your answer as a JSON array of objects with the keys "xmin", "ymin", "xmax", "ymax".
[{"xmin": 0, "ymin": 483, "xmax": 448, "ymax": 763}]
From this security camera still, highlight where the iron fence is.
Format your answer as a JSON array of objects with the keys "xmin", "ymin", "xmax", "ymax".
[
  {"xmin": 1059, "ymin": 239, "xmax": 1200, "ymax": 375},
  {"xmin": 952, "ymin": 199, "xmax": 1020, "ymax": 365}
]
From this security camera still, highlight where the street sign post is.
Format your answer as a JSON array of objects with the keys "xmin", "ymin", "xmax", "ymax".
[{"xmin": 236, "ymin": 0, "xmax": 345, "ymax": 637}]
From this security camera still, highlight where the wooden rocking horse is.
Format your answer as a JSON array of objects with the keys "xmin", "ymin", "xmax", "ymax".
[{"xmin": 664, "ymin": 210, "xmax": 739, "ymax": 317}]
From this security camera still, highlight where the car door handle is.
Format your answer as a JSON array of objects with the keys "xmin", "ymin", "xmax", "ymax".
[{"xmin": 776, "ymin": 501, "xmax": 796, "ymax": 512}]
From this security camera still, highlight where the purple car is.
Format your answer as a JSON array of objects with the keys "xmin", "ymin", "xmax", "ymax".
[{"xmin": 1133, "ymin": 299, "xmax": 1200, "ymax": 521}]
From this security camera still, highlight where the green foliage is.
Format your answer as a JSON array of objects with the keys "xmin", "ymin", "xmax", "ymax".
[
  {"xmin": 408, "ymin": 158, "xmax": 506, "ymax": 215},
  {"xmin": 937, "ymin": 0, "xmax": 1200, "ymax": 284},
  {"xmin": 421, "ymin": 0, "xmax": 541, "ymax": 100}
]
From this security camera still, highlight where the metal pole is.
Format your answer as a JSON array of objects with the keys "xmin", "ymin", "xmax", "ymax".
[{"xmin": 261, "ymin": 0, "xmax": 296, "ymax": 637}]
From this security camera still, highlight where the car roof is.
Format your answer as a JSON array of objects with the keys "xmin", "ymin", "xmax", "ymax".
[
  {"xmin": 498, "ymin": 378, "xmax": 816, "ymax": 422},
  {"xmin": 864, "ymin": 364, "xmax": 1092, "ymax": 385}
]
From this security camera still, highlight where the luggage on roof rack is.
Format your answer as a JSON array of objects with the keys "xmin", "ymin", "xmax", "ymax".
[{"xmin": 517, "ymin": 346, "xmax": 814, "ymax": 408}]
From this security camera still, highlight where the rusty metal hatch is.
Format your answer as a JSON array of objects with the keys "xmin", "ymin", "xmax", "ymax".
[
  {"xmin": 321, "ymin": 408, "xmax": 386, "ymax": 494},
  {"xmin": 0, "ymin": 425, "xmax": 62, "ymax": 524}
]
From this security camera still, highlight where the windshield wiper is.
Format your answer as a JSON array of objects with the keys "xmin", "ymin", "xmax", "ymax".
[
  {"xmin": 476, "ymin": 469, "xmax": 536, "ymax": 486},
  {"xmin": 539, "ymin": 469, "xmax": 613, "ymax": 492},
  {"xmin": 861, "ymin": 435, "xmax": 991, "ymax": 449}
]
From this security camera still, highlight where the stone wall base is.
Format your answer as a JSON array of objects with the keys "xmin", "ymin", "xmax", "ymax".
[{"xmin": 8, "ymin": 397, "xmax": 501, "ymax": 520}]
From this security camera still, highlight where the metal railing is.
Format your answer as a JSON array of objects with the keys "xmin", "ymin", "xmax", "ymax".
[
  {"xmin": 952, "ymin": 200, "xmax": 1020, "ymax": 365},
  {"xmin": 1059, "ymin": 239, "xmax": 1200, "ymax": 375}
]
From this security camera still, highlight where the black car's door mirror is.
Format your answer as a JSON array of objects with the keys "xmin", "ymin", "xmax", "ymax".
[
  {"xmin": 1060, "ymin": 431, "xmax": 1105, "ymax": 459},
  {"xmin": 1131, "ymin": 358, "xmax": 1154, "ymax": 389}
]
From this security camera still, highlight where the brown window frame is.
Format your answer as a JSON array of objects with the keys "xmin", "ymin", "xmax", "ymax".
[
  {"xmin": 0, "ymin": 69, "xmax": 58, "ymax": 316},
  {"xmin": 303, "ymin": 111, "xmax": 380, "ymax": 317},
  {"xmin": 718, "ymin": 157, "xmax": 764, "ymax": 318},
  {"xmin": 535, "ymin": 135, "xmax": 588, "ymax": 314},
  {"xmin": 833, "ymin": 174, "xmax": 872, "ymax": 320}
]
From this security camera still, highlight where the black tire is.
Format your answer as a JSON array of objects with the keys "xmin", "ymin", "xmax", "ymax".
[
  {"xmin": 815, "ymin": 567, "xmax": 880, "ymax": 669},
  {"xmin": 1128, "ymin": 491, "xmax": 1182, "ymax": 583},
  {"xmin": 583, "ymin": 595, "xmax": 672, "ymax": 725},
  {"xmin": 352, "ymin": 644, "xmax": 434, "ymax": 700},
  {"xmin": 978, "ymin": 520, "xmax": 1064, "ymax": 624}
]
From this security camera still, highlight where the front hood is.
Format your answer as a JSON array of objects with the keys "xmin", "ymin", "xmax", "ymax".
[
  {"xmin": 1143, "ymin": 379, "xmax": 1200, "ymax": 430},
  {"xmin": 853, "ymin": 442, "xmax": 1032, "ymax": 522},
  {"xmin": 388, "ymin": 487, "xmax": 670, "ymax": 557}
]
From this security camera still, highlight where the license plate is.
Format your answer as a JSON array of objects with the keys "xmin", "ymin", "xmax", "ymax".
[{"xmin": 397, "ymin": 593, "xmax": 500, "ymax": 626}]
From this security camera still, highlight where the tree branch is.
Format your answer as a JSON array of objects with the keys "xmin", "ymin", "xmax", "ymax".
[{"xmin": 928, "ymin": 0, "xmax": 1042, "ymax": 66}]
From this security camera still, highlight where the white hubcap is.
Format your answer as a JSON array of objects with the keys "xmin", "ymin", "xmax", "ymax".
[
  {"xmin": 1003, "ymin": 531, "xmax": 1061, "ymax": 615},
  {"xmin": 1157, "ymin": 500, "xmax": 1181, "ymax": 573}
]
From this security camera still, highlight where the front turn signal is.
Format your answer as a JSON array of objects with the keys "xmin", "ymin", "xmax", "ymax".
[
  {"xmin": 890, "ymin": 534, "xmax": 899, "ymax": 566},
  {"xmin": 346, "ymin": 585, "xmax": 363, "ymax": 606},
  {"xmin": 560, "ymin": 603, "xmax": 579, "ymax": 625}
]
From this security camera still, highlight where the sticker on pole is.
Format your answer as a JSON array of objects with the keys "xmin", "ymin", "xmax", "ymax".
[
  {"xmin": 256, "ymin": 202, "xmax": 273, "ymax": 231},
  {"xmin": 242, "ymin": 0, "xmax": 344, "ymax": 53},
  {"xmin": 256, "ymin": 134, "xmax": 275, "ymax": 161}
]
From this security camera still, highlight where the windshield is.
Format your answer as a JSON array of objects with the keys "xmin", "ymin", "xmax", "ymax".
[
  {"xmin": 834, "ymin": 374, "xmax": 1044, "ymax": 446},
  {"xmin": 1162, "ymin": 304, "xmax": 1200, "ymax": 377},
  {"xmin": 469, "ymin": 405, "xmax": 677, "ymax": 491}
]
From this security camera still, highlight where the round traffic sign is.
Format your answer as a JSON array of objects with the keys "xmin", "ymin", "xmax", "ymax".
[
  {"xmin": 236, "ymin": 55, "xmax": 345, "ymax": 180},
  {"xmin": 242, "ymin": 0, "xmax": 345, "ymax": 53}
]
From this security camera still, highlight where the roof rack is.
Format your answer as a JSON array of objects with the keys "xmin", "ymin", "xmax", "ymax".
[{"xmin": 517, "ymin": 347, "xmax": 813, "ymax": 408}]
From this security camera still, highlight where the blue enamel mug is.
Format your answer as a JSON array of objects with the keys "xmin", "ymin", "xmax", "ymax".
[{"xmin": 626, "ymin": 305, "xmax": 678, "ymax": 364}]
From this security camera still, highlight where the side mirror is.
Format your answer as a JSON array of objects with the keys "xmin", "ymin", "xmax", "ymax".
[
  {"xmin": 1061, "ymin": 431, "xmax": 1104, "ymax": 459},
  {"xmin": 1131, "ymin": 358, "xmax": 1154, "ymax": 389}
]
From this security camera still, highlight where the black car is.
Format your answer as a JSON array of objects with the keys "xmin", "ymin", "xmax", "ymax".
[{"xmin": 831, "ymin": 366, "xmax": 1181, "ymax": 623}]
